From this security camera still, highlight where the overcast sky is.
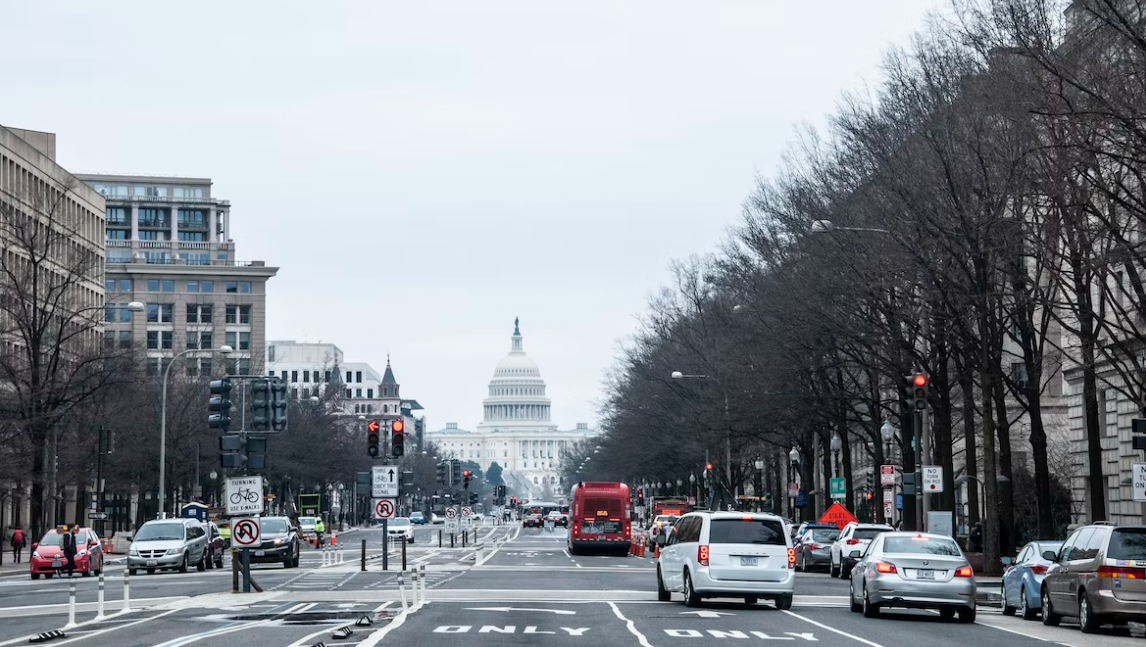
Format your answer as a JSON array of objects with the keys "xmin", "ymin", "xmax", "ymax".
[{"xmin": 3, "ymin": 1, "xmax": 943, "ymax": 431}]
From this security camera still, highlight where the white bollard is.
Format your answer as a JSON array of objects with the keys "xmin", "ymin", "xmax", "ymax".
[
  {"xmin": 411, "ymin": 568, "xmax": 419, "ymax": 606},
  {"xmin": 96, "ymin": 569, "xmax": 106, "ymax": 620},
  {"xmin": 123, "ymin": 567, "xmax": 131, "ymax": 612},
  {"xmin": 397, "ymin": 572, "xmax": 408, "ymax": 612},
  {"xmin": 322, "ymin": 545, "xmax": 328, "ymax": 566},
  {"xmin": 66, "ymin": 579, "xmax": 76, "ymax": 627},
  {"xmin": 420, "ymin": 563, "xmax": 427, "ymax": 604}
]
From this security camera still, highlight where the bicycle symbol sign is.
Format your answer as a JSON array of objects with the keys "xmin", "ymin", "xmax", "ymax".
[
  {"xmin": 233, "ymin": 518, "xmax": 260, "ymax": 547},
  {"xmin": 225, "ymin": 476, "xmax": 264, "ymax": 515}
]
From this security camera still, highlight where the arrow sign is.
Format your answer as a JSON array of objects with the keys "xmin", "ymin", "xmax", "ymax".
[
  {"xmin": 466, "ymin": 607, "xmax": 576, "ymax": 615},
  {"xmin": 367, "ymin": 420, "xmax": 380, "ymax": 433},
  {"xmin": 388, "ymin": 469, "xmax": 395, "ymax": 482},
  {"xmin": 680, "ymin": 610, "xmax": 736, "ymax": 618}
]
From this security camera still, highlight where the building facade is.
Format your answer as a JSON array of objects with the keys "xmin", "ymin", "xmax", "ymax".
[
  {"xmin": 76, "ymin": 174, "xmax": 277, "ymax": 375},
  {"xmin": 427, "ymin": 320, "xmax": 597, "ymax": 499}
]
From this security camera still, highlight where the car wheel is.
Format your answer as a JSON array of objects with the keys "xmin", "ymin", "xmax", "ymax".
[
  {"xmin": 178, "ymin": 554, "xmax": 189, "ymax": 573},
  {"xmin": 206, "ymin": 553, "xmax": 214, "ymax": 570},
  {"xmin": 862, "ymin": 584, "xmax": 879, "ymax": 618},
  {"xmin": 800, "ymin": 553, "xmax": 808, "ymax": 573},
  {"xmin": 1079, "ymin": 592, "xmax": 1100, "ymax": 634},
  {"xmin": 128, "ymin": 568, "xmax": 137, "ymax": 576},
  {"xmin": 1020, "ymin": 586, "xmax": 1037, "ymax": 621},
  {"xmin": 1001, "ymin": 585, "xmax": 1015, "ymax": 616},
  {"xmin": 775, "ymin": 594, "xmax": 792, "ymax": 611},
  {"xmin": 146, "ymin": 568, "xmax": 156, "ymax": 575},
  {"xmin": 656, "ymin": 567, "xmax": 671, "ymax": 602},
  {"xmin": 849, "ymin": 578, "xmax": 862, "ymax": 613},
  {"xmin": 958, "ymin": 606, "xmax": 976, "ymax": 624},
  {"xmin": 940, "ymin": 608, "xmax": 956, "ymax": 621},
  {"xmin": 45, "ymin": 572, "xmax": 53, "ymax": 579},
  {"xmin": 745, "ymin": 596, "xmax": 758, "ymax": 605},
  {"xmin": 31, "ymin": 573, "xmax": 40, "ymax": 580},
  {"xmin": 830, "ymin": 558, "xmax": 839, "ymax": 578},
  {"xmin": 683, "ymin": 570, "xmax": 701, "ymax": 607},
  {"xmin": 196, "ymin": 552, "xmax": 206, "ymax": 572},
  {"xmin": 1040, "ymin": 588, "xmax": 1060, "ymax": 626}
]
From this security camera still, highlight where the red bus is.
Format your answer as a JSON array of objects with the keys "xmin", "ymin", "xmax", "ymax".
[{"xmin": 568, "ymin": 481, "xmax": 631, "ymax": 555}]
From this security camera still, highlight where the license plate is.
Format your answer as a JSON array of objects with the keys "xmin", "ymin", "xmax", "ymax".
[
  {"xmin": 51, "ymin": 561, "xmax": 62, "ymax": 568},
  {"xmin": 255, "ymin": 550, "xmax": 265, "ymax": 557},
  {"xmin": 917, "ymin": 569, "xmax": 935, "ymax": 580},
  {"xmin": 145, "ymin": 560, "xmax": 157, "ymax": 567},
  {"xmin": 740, "ymin": 557, "xmax": 759, "ymax": 567}
]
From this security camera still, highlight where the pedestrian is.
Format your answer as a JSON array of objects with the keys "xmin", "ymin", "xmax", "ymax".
[
  {"xmin": 11, "ymin": 527, "xmax": 24, "ymax": 563},
  {"xmin": 61, "ymin": 526, "xmax": 78, "ymax": 577}
]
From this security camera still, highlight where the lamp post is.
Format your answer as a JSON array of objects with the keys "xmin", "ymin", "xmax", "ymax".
[
  {"xmin": 830, "ymin": 434, "xmax": 842, "ymax": 478},
  {"xmin": 880, "ymin": 421, "xmax": 896, "ymax": 459},
  {"xmin": 754, "ymin": 459, "xmax": 765, "ymax": 512},
  {"xmin": 158, "ymin": 344, "xmax": 233, "ymax": 520},
  {"xmin": 689, "ymin": 473, "xmax": 696, "ymax": 504},
  {"xmin": 208, "ymin": 470, "xmax": 218, "ymax": 507},
  {"xmin": 789, "ymin": 447, "xmax": 801, "ymax": 521}
]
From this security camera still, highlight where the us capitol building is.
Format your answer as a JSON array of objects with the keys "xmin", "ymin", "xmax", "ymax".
[{"xmin": 427, "ymin": 319, "xmax": 598, "ymax": 499}]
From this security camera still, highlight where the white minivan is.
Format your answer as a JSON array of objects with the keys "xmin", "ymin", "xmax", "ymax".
[{"xmin": 656, "ymin": 511, "xmax": 795, "ymax": 608}]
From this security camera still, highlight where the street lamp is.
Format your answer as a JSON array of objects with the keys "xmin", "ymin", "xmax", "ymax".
[
  {"xmin": 788, "ymin": 447, "xmax": 801, "ymax": 521},
  {"xmin": 830, "ymin": 434, "xmax": 842, "ymax": 477},
  {"xmin": 754, "ymin": 459, "xmax": 765, "ymax": 512},
  {"xmin": 880, "ymin": 420, "xmax": 896, "ymax": 458},
  {"xmin": 158, "ymin": 344, "xmax": 233, "ymax": 519}
]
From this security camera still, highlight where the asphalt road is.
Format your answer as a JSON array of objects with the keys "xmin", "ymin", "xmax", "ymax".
[{"xmin": 1, "ymin": 522, "xmax": 1144, "ymax": 647}]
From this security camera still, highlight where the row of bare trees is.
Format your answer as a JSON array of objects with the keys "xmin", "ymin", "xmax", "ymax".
[{"xmin": 581, "ymin": 0, "xmax": 1146, "ymax": 574}]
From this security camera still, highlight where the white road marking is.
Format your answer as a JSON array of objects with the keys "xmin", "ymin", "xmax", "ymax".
[
  {"xmin": 609, "ymin": 601, "xmax": 656, "ymax": 647},
  {"xmin": 782, "ymin": 609, "xmax": 884, "ymax": 647}
]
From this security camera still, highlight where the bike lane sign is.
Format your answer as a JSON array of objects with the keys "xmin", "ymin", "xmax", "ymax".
[{"xmin": 226, "ymin": 476, "xmax": 264, "ymax": 515}]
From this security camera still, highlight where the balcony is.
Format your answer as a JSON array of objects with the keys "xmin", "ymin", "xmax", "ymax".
[
  {"xmin": 138, "ymin": 220, "xmax": 171, "ymax": 229},
  {"xmin": 100, "ymin": 195, "xmax": 230, "ymax": 206}
]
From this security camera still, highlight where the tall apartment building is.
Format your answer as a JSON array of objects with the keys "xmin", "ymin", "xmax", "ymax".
[{"xmin": 75, "ymin": 174, "xmax": 277, "ymax": 375}]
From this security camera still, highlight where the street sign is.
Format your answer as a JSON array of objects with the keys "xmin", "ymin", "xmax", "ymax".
[
  {"xmin": 896, "ymin": 494, "xmax": 903, "ymax": 510},
  {"xmin": 232, "ymin": 517, "xmax": 260, "ymax": 547},
  {"xmin": 461, "ymin": 506, "xmax": 473, "ymax": 518},
  {"xmin": 372, "ymin": 465, "xmax": 399, "ymax": 498},
  {"xmin": 1134, "ymin": 463, "xmax": 1146, "ymax": 502},
  {"xmin": 795, "ymin": 490, "xmax": 808, "ymax": 509},
  {"xmin": 446, "ymin": 518, "xmax": 460, "ymax": 534},
  {"xmin": 787, "ymin": 483, "xmax": 799, "ymax": 499},
  {"xmin": 373, "ymin": 498, "xmax": 395, "ymax": 519},
  {"xmin": 883, "ymin": 499, "xmax": 894, "ymax": 520},
  {"xmin": 818, "ymin": 502, "xmax": 858, "ymax": 529},
  {"xmin": 226, "ymin": 476, "xmax": 264, "ymax": 516},
  {"xmin": 922, "ymin": 466, "xmax": 943, "ymax": 493},
  {"xmin": 829, "ymin": 477, "xmax": 846, "ymax": 499},
  {"xmin": 445, "ymin": 506, "xmax": 459, "ymax": 520},
  {"xmin": 87, "ymin": 512, "xmax": 108, "ymax": 520},
  {"xmin": 880, "ymin": 465, "xmax": 896, "ymax": 486}
]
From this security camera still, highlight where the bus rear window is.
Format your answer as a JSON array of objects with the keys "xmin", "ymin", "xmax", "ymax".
[
  {"xmin": 709, "ymin": 519, "xmax": 786, "ymax": 545},
  {"xmin": 584, "ymin": 498, "xmax": 621, "ymax": 518}
]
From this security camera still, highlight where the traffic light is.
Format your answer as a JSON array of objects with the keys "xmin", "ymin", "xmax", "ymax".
[
  {"xmin": 451, "ymin": 460, "xmax": 462, "ymax": 487},
  {"xmin": 208, "ymin": 378, "xmax": 233, "ymax": 430},
  {"xmin": 436, "ymin": 461, "xmax": 448, "ymax": 485},
  {"xmin": 367, "ymin": 420, "xmax": 381, "ymax": 458},
  {"xmin": 910, "ymin": 374, "xmax": 928, "ymax": 411},
  {"xmin": 391, "ymin": 419, "xmax": 405, "ymax": 458},
  {"xmin": 866, "ymin": 471, "xmax": 874, "ymax": 492},
  {"xmin": 469, "ymin": 492, "xmax": 478, "ymax": 505},
  {"xmin": 636, "ymin": 487, "xmax": 644, "ymax": 505},
  {"xmin": 251, "ymin": 379, "xmax": 270, "ymax": 431},
  {"xmin": 463, "ymin": 470, "xmax": 471, "ymax": 489},
  {"xmin": 270, "ymin": 377, "xmax": 288, "ymax": 431},
  {"xmin": 220, "ymin": 435, "xmax": 267, "ymax": 469}
]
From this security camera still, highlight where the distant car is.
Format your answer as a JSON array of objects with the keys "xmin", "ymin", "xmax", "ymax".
[
  {"xmin": 431, "ymin": 513, "xmax": 444, "ymax": 525},
  {"xmin": 247, "ymin": 517, "xmax": 301, "ymax": 568},
  {"xmin": 388, "ymin": 518, "xmax": 414, "ymax": 543},
  {"xmin": 128, "ymin": 518, "xmax": 210, "ymax": 575},
  {"xmin": 792, "ymin": 522, "xmax": 837, "ymax": 543},
  {"xmin": 298, "ymin": 516, "xmax": 319, "ymax": 546},
  {"xmin": 523, "ymin": 514, "xmax": 545, "ymax": 528},
  {"xmin": 30, "ymin": 527, "xmax": 104, "ymax": 579},
  {"xmin": 547, "ymin": 511, "xmax": 569, "ymax": 528},
  {"xmin": 1002, "ymin": 540, "xmax": 1063, "ymax": 620},
  {"xmin": 831, "ymin": 523, "xmax": 893, "ymax": 578},
  {"xmin": 648, "ymin": 515, "xmax": 679, "ymax": 548},
  {"xmin": 205, "ymin": 522, "xmax": 225, "ymax": 569},
  {"xmin": 848, "ymin": 531, "xmax": 976, "ymax": 622},
  {"xmin": 795, "ymin": 526, "xmax": 841, "ymax": 572},
  {"xmin": 410, "ymin": 512, "xmax": 427, "ymax": 525}
]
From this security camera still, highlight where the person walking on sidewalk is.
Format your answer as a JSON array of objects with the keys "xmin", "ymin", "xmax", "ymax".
[
  {"xmin": 11, "ymin": 528, "xmax": 24, "ymax": 563},
  {"xmin": 61, "ymin": 526, "xmax": 78, "ymax": 577}
]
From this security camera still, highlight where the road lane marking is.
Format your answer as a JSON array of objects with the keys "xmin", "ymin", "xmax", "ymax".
[
  {"xmin": 782, "ymin": 609, "xmax": 884, "ymax": 647},
  {"xmin": 609, "ymin": 601, "xmax": 656, "ymax": 647},
  {"xmin": 42, "ymin": 609, "xmax": 181, "ymax": 646}
]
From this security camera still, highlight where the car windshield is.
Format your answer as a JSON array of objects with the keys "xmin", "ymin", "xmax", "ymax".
[
  {"xmin": 37, "ymin": 533, "xmax": 65, "ymax": 546},
  {"xmin": 854, "ymin": 528, "xmax": 890, "ymax": 541},
  {"xmin": 261, "ymin": 519, "xmax": 288, "ymax": 534},
  {"xmin": 709, "ymin": 519, "xmax": 786, "ymax": 545},
  {"xmin": 134, "ymin": 523, "xmax": 185, "ymax": 541},
  {"xmin": 299, "ymin": 517, "xmax": 317, "ymax": 527},
  {"xmin": 811, "ymin": 529, "xmax": 840, "ymax": 542},
  {"xmin": 883, "ymin": 536, "xmax": 961, "ymax": 556},
  {"xmin": 1109, "ymin": 530, "xmax": 1146, "ymax": 560}
]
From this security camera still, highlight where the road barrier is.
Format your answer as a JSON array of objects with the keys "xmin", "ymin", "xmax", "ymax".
[
  {"xmin": 360, "ymin": 539, "xmax": 366, "ymax": 572},
  {"xmin": 95, "ymin": 569, "xmax": 106, "ymax": 620},
  {"xmin": 397, "ymin": 572, "xmax": 408, "ymax": 612},
  {"xmin": 66, "ymin": 579, "xmax": 76, "ymax": 627},
  {"xmin": 122, "ymin": 567, "xmax": 131, "ymax": 612},
  {"xmin": 401, "ymin": 536, "xmax": 407, "ymax": 571}
]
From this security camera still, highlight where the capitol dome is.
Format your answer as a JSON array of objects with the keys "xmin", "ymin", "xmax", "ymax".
[{"xmin": 480, "ymin": 319, "xmax": 554, "ymax": 427}]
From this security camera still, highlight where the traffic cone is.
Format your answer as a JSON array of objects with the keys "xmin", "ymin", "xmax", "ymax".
[
  {"xmin": 654, "ymin": 545, "xmax": 660, "ymax": 559},
  {"xmin": 331, "ymin": 533, "xmax": 337, "ymax": 547}
]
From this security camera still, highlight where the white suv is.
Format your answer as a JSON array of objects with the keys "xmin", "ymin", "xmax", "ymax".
[
  {"xmin": 830, "ymin": 522, "xmax": 892, "ymax": 578},
  {"xmin": 656, "ymin": 511, "xmax": 795, "ymax": 608}
]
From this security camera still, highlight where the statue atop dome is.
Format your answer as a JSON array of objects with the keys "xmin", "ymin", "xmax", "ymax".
[{"xmin": 514, "ymin": 316, "xmax": 520, "ymax": 335}]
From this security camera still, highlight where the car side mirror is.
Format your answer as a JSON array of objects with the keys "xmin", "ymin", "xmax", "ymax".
[
  {"xmin": 30, "ymin": 543, "xmax": 38, "ymax": 551},
  {"xmin": 1000, "ymin": 556, "xmax": 1012, "ymax": 566},
  {"xmin": 849, "ymin": 550, "xmax": 862, "ymax": 559},
  {"xmin": 126, "ymin": 537, "xmax": 133, "ymax": 542},
  {"xmin": 1042, "ymin": 550, "xmax": 1058, "ymax": 562}
]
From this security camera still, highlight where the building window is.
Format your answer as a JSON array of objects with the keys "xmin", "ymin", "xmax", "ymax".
[
  {"xmin": 225, "ymin": 332, "xmax": 236, "ymax": 349},
  {"xmin": 201, "ymin": 280, "xmax": 214, "ymax": 293},
  {"xmin": 106, "ymin": 229, "xmax": 127, "ymax": 240},
  {"xmin": 303, "ymin": 371, "xmax": 311, "ymax": 383},
  {"xmin": 324, "ymin": 371, "xmax": 331, "ymax": 382},
  {"xmin": 135, "ymin": 185, "xmax": 167, "ymax": 197},
  {"xmin": 291, "ymin": 370, "xmax": 299, "ymax": 383},
  {"xmin": 146, "ymin": 331, "xmax": 173, "ymax": 350},
  {"xmin": 139, "ymin": 208, "xmax": 170, "ymax": 228},
  {"xmin": 346, "ymin": 371, "xmax": 352, "ymax": 384},
  {"xmin": 172, "ymin": 187, "xmax": 203, "ymax": 198},
  {"xmin": 240, "ymin": 281, "xmax": 251, "ymax": 293},
  {"xmin": 162, "ymin": 280, "xmax": 174, "ymax": 292},
  {"xmin": 146, "ymin": 304, "xmax": 173, "ymax": 323},
  {"xmin": 240, "ymin": 305, "xmax": 251, "ymax": 324},
  {"xmin": 356, "ymin": 371, "xmax": 362, "ymax": 383},
  {"xmin": 187, "ymin": 280, "xmax": 199, "ymax": 293},
  {"xmin": 345, "ymin": 389, "xmax": 352, "ymax": 398},
  {"xmin": 226, "ymin": 281, "xmax": 238, "ymax": 293},
  {"xmin": 356, "ymin": 388, "xmax": 363, "ymax": 398},
  {"xmin": 103, "ymin": 330, "xmax": 116, "ymax": 351},
  {"xmin": 105, "ymin": 207, "xmax": 127, "ymax": 224},
  {"xmin": 148, "ymin": 279, "xmax": 159, "ymax": 291},
  {"xmin": 239, "ymin": 332, "xmax": 250, "ymax": 350},
  {"xmin": 119, "ymin": 279, "xmax": 131, "ymax": 291},
  {"xmin": 239, "ymin": 358, "xmax": 250, "ymax": 374},
  {"xmin": 139, "ymin": 230, "xmax": 169, "ymax": 242},
  {"xmin": 291, "ymin": 388, "xmax": 299, "ymax": 399},
  {"xmin": 187, "ymin": 331, "xmax": 212, "ymax": 349},
  {"xmin": 302, "ymin": 387, "xmax": 311, "ymax": 399},
  {"xmin": 178, "ymin": 209, "xmax": 206, "ymax": 229},
  {"xmin": 186, "ymin": 304, "xmax": 212, "ymax": 323},
  {"xmin": 118, "ymin": 331, "xmax": 132, "ymax": 349},
  {"xmin": 268, "ymin": 370, "xmax": 275, "ymax": 378},
  {"xmin": 178, "ymin": 231, "xmax": 206, "ymax": 242},
  {"xmin": 367, "ymin": 388, "xmax": 373, "ymax": 398}
]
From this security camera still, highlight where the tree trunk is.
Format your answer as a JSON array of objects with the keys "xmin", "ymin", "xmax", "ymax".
[
  {"xmin": 992, "ymin": 374, "xmax": 1016, "ymax": 558},
  {"xmin": 981, "ymin": 364, "xmax": 1001, "ymax": 575},
  {"xmin": 960, "ymin": 367, "xmax": 979, "ymax": 526}
]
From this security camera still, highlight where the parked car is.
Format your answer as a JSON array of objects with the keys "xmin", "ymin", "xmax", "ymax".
[
  {"xmin": 127, "ymin": 518, "xmax": 210, "ymax": 575},
  {"xmin": 795, "ymin": 525, "xmax": 841, "ymax": 572},
  {"xmin": 831, "ymin": 523, "xmax": 893, "ymax": 578},
  {"xmin": 656, "ymin": 511, "xmax": 795, "ymax": 609},
  {"xmin": 523, "ymin": 514, "xmax": 545, "ymax": 528},
  {"xmin": 30, "ymin": 527, "xmax": 104, "ymax": 580},
  {"xmin": 387, "ymin": 517, "xmax": 415, "ymax": 543},
  {"xmin": 1041, "ymin": 523, "xmax": 1146, "ymax": 632},
  {"xmin": 410, "ymin": 512, "xmax": 427, "ymax": 525},
  {"xmin": 1002, "ymin": 540, "xmax": 1063, "ymax": 620},
  {"xmin": 848, "ymin": 531, "xmax": 976, "ymax": 622},
  {"xmin": 205, "ymin": 522, "xmax": 226, "ymax": 569},
  {"xmin": 248, "ymin": 516, "xmax": 301, "ymax": 568}
]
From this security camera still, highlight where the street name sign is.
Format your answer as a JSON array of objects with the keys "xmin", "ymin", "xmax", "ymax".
[
  {"xmin": 829, "ymin": 477, "xmax": 846, "ymax": 500},
  {"xmin": 922, "ymin": 466, "xmax": 943, "ymax": 493},
  {"xmin": 226, "ymin": 476, "xmax": 264, "ymax": 515},
  {"xmin": 372, "ymin": 465, "xmax": 399, "ymax": 498}
]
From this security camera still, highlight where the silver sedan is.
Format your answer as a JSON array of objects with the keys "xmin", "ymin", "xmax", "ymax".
[{"xmin": 848, "ymin": 531, "xmax": 977, "ymax": 622}]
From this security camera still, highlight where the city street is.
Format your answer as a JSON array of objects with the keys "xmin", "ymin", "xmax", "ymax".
[{"xmin": 1, "ymin": 522, "xmax": 1143, "ymax": 647}]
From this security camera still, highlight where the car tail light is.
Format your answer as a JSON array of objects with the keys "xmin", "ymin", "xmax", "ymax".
[
  {"xmin": 1098, "ymin": 566, "xmax": 1146, "ymax": 579},
  {"xmin": 1029, "ymin": 564, "xmax": 1047, "ymax": 575},
  {"xmin": 809, "ymin": 543, "xmax": 820, "ymax": 551},
  {"xmin": 875, "ymin": 561, "xmax": 897, "ymax": 574},
  {"xmin": 788, "ymin": 548, "xmax": 796, "ymax": 568},
  {"xmin": 954, "ymin": 566, "xmax": 974, "ymax": 578},
  {"xmin": 846, "ymin": 539, "xmax": 860, "ymax": 545},
  {"xmin": 698, "ymin": 545, "xmax": 709, "ymax": 566}
]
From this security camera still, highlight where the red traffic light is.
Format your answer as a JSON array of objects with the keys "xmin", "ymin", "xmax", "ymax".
[
  {"xmin": 463, "ymin": 470, "xmax": 471, "ymax": 477},
  {"xmin": 705, "ymin": 463, "xmax": 713, "ymax": 471},
  {"xmin": 392, "ymin": 419, "xmax": 405, "ymax": 433},
  {"xmin": 367, "ymin": 420, "xmax": 380, "ymax": 433},
  {"xmin": 913, "ymin": 374, "xmax": 927, "ymax": 387}
]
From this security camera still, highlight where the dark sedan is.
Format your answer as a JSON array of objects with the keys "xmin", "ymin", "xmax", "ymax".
[
  {"xmin": 247, "ymin": 517, "xmax": 300, "ymax": 568},
  {"xmin": 522, "ymin": 514, "xmax": 545, "ymax": 528}
]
